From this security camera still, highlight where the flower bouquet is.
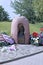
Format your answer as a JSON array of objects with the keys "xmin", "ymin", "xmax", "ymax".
[
  {"xmin": 0, "ymin": 33, "xmax": 14, "ymax": 47},
  {"xmin": 38, "ymin": 27, "xmax": 43, "ymax": 45},
  {"xmin": 31, "ymin": 32, "xmax": 39, "ymax": 45}
]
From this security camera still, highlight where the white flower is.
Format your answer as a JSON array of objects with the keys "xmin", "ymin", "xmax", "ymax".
[
  {"xmin": 9, "ymin": 45, "xmax": 16, "ymax": 51},
  {"xmin": 1, "ymin": 47, "xmax": 8, "ymax": 52},
  {"xmin": 34, "ymin": 39, "xmax": 38, "ymax": 43},
  {"xmin": 31, "ymin": 36, "xmax": 39, "ymax": 44}
]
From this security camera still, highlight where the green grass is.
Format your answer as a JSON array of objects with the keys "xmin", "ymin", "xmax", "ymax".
[
  {"xmin": 30, "ymin": 23, "xmax": 43, "ymax": 34},
  {"xmin": 0, "ymin": 22, "xmax": 43, "ymax": 35},
  {"xmin": 0, "ymin": 22, "xmax": 11, "ymax": 35}
]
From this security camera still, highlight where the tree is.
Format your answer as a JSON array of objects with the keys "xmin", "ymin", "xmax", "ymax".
[
  {"xmin": 33, "ymin": 0, "xmax": 43, "ymax": 22},
  {"xmin": 11, "ymin": 0, "xmax": 36, "ymax": 23},
  {"xmin": 0, "ymin": 6, "xmax": 9, "ymax": 21}
]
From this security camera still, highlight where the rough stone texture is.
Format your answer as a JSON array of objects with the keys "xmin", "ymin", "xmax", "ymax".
[{"xmin": 11, "ymin": 16, "xmax": 30, "ymax": 44}]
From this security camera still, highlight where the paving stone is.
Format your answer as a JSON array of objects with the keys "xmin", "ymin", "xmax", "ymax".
[{"xmin": 0, "ymin": 44, "xmax": 43, "ymax": 63}]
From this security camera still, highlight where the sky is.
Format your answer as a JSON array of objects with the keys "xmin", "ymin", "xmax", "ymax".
[{"xmin": 0, "ymin": 0, "xmax": 17, "ymax": 19}]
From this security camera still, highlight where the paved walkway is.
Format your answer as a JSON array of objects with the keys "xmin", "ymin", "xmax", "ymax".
[
  {"xmin": 3, "ymin": 52, "xmax": 43, "ymax": 65},
  {"xmin": 0, "ymin": 44, "xmax": 43, "ymax": 64}
]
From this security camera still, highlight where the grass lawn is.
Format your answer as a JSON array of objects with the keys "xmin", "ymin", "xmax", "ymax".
[
  {"xmin": 30, "ymin": 23, "xmax": 43, "ymax": 34},
  {"xmin": 0, "ymin": 22, "xmax": 11, "ymax": 35},
  {"xmin": 0, "ymin": 22, "xmax": 43, "ymax": 35}
]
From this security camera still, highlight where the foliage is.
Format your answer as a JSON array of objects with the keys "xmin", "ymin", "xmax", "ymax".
[
  {"xmin": 11, "ymin": 0, "xmax": 43, "ymax": 23},
  {"xmin": 0, "ymin": 6, "xmax": 9, "ymax": 21},
  {"xmin": 33, "ymin": 0, "xmax": 43, "ymax": 22},
  {"xmin": 11, "ymin": 0, "xmax": 36, "ymax": 23}
]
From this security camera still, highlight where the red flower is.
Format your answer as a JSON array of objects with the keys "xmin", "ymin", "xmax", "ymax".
[
  {"xmin": 40, "ymin": 28, "xmax": 43, "ymax": 31},
  {"xmin": 32, "ymin": 32, "xmax": 38, "ymax": 37}
]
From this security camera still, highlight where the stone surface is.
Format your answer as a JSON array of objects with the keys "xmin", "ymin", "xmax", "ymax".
[{"xmin": 0, "ymin": 44, "xmax": 43, "ymax": 63}]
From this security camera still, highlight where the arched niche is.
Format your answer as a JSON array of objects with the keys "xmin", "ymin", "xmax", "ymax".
[{"xmin": 11, "ymin": 16, "xmax": 30, "ymax": 44}]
